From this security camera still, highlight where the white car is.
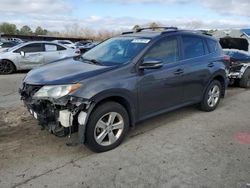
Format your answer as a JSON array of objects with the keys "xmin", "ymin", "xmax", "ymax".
[
  {"xmin": 0, "ymin": 41, "xmax": 78, "ymax": 74},
  {"xmin": 53, "ymin": 40, "xmax": 76, "ymax": 49},
  {"xmin": 0, "ymin": 41, "xmax": 18, "ymax": 52}
]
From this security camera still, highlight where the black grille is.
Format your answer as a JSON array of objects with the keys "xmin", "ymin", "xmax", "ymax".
[
  {"xmin": 230, "ymin": 65, "xmax": 243, "ymax": 72},
  {"xmin": 20, "ymin": 83, "xmax": 43, "ymax": 99}
]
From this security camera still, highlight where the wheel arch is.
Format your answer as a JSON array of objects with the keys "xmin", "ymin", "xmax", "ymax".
[
  {"xmin": 1, "ymin": 59, "xmax": 17, "ymax": 70},
  {"xmin": 0, "ymin": 58, "xmax": 17, "ymax": 74},
  {"xmin": 213, "ymin": 75, "xmax": 226, "ymax": 97},
  {"xmin": 204, "ymin": 72, "xmax": 227, "ymax": 98},
  {"xmin": 90, "ymin": 94, "xmax": 136, "ymax": 127}
]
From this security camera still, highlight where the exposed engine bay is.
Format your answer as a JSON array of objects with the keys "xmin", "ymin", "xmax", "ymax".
[
  {"xmin": 19, "ymin": 83, "xmax": 91, "ymax": 139},
  {"xmin": 219, "ymin": 37, "xmax": 250, "ymax": 87}
]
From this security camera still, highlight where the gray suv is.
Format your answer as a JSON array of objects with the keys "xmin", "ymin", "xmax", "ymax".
[{"xmin": 20, "ymin": 27, "xmax": 229, "ymax": 152}]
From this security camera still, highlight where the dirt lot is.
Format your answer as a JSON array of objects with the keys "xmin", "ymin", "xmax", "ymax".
[{"xmin": 0, "ymin": 73, "xmax": 250, "ymax": 188}]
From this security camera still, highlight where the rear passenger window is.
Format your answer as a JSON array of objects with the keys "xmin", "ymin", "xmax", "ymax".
[
  {"xmin": 182, "ymin": 36, "xmax": 205, "ymax": 59},
  {"xmin": 144, "ymin": 37, "xmax": 179, "ymax": 64},
  {"xmin": 207, "ymin": 39, "xmax": 218, "ymax": 53}
]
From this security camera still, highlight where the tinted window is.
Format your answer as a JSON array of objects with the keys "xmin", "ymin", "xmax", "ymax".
[
  {"xmin": 1, "ymin": 42, "xmax": 16, "ymax": 48},
  {"xmin": 60, "ymin": 41, "xmax": 70, "ymax": 45},
  {"xmin": 144, "ymin": 37, "xmax": 179, "ymax": 64},
  {"xmin": 15, "ymin": 43, "xmax": 44, "ymax": 53},
  {"xmin": 183, "ymin": 36, "xmax": 205, "ymax": 59},
  {"xmin": 207, "ymin": 39, "xmax": 219, "ymax": 53},
  {"xmin": 57, "ymin": 45, "xmax": 66, "ymax": 51}
]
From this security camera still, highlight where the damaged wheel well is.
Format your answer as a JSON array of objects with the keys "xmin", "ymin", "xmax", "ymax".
[{"xmin": 213, "ymin": 75, "xmax": 226, "ymax": 97}]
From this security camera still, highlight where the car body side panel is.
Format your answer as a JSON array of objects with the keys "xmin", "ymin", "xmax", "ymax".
[
  {"xmin": 137, "ymin": 63, "xmax": 183, "ymax": 118},
  {"xmin": 19, "ymin": 52, "xmax": 45, "ymax": 69},
  {"xmin": 180, "ymin": 55, "xmax": 221, "ymax": 103}
]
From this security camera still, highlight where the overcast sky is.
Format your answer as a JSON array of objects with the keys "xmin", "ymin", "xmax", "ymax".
[{"xmin": 0, "ymin": 0, "xmax": 250, "ymax": 31}]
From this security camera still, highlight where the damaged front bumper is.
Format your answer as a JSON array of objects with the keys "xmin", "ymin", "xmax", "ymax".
[{"xmin": 19, "ymin": 83, "xmax": 92, "ymax": 141}]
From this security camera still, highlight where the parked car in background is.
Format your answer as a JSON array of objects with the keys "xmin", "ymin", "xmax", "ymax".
[
  {"xmin": 224, "ymin": 49, "xmax": 250, "ymax": 88},
  {"xmin": 53, "ymin": 40, "xmax": 76, "ymax": 49},
  {"xmin": 0, "ymin": 41, "xmax": 19, "ymax": 52},
  {"xmin": 219, "ymin": 37, "xmax": 250, "ymax": 88},
  {"xmin": 20, "ymin": 27, "xmax": 229, "ymax": 152},
  {"xmin": 78, "ymin": 42, "xmax": 100, "ymax": 54},
  {"xmin": 7, "ymin": 37, "xmax": 24, "ymax": 44},
  {"xmin": 75, "ymin": 40, "xmax": 93, "ymax": 48},
  {"xmin": 0, "ymin": 41, "xmax": 78, "ymax": 74}
]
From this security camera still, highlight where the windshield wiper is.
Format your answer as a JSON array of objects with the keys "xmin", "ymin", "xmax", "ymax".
[{"xmin": 81, "ymin": 57, "xmax": 102, "ymax": 65}]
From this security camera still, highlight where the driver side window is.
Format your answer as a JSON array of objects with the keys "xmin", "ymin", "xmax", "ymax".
[{"xmin": 144, "ymin": 37, "xmax": 179, "ymax": 64}]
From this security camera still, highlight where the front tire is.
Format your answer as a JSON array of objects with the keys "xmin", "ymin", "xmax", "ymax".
[
  {"xmin": 239, "ymin": 68, "xmax": 250, "ymax": 88},
  {"xmin": 0, "ymin": 60, "xmax": 16, "ymax": 74},
  {"xmin": 199, "ymin": 80, "xmax": 222, "ymax": 112},
  {"xmin": 85, "ymin": 102, "xmax": 129, "ymax": 152}
]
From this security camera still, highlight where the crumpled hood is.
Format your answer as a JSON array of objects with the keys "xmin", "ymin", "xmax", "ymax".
[{"xmin": 24, "ymin": 57, "xmax": 116, "ymax": 85}]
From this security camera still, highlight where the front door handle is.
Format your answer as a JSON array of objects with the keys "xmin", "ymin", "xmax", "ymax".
[
  {"xmin": 208, "ymin": 62, "xmax": 214, "ymax": 67},
  {"xmin": 174, "ymin": 69, "xmax": 184, "ymax": 75}
]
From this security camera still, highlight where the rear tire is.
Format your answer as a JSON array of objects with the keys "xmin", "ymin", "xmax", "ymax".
[
  {"xmin": 85, "ymin": 102, "xmax": 129, "ymax": 152},
  {"xmin": 239, "ymin": 68, "xmax": 250, "ymax": 88},
  {"xmin": 0, "ymin": 60, "xmax": 16, "ymax": 74},
  {"xmin": 199, "ymin": 80, "xmax": 222, "ymax": 112}
]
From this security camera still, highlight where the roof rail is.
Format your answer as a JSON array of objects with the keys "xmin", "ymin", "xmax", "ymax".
[
  {"xmin": 136, "ymin": 27, "xmax": 178, "ymax": 33},
  {"xmin": 197, "ymin": 30, "xmax": 212, "ymax": 36},
  {"xmin": 121, "ymin": 31, "xmax": 134, "ymax": 35},
  {"xmin": 186, "ymin": 30, "xmax": 212, "ymax": 36},
  {"xmin": 121, "ymin": 27, "xmax": 178, "ymax": 35}
]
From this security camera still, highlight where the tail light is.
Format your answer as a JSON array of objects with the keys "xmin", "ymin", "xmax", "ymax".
[
  {"xmin": 223, "ymin": 55, "xmax": 231, "ymax": 68},
  {"xmin": 223, "ymin": 55, "xmax": 231, "ymax": 62}
]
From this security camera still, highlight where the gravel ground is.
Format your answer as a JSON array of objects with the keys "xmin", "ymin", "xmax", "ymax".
[{"xmin": 0, "ymin": 73, "xmax": 250, "ymax": 188}]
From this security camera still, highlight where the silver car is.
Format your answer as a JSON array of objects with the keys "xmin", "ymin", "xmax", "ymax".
[{"xmin": 0, "ymin": 41, "xmax": 78, "ymax": 74}]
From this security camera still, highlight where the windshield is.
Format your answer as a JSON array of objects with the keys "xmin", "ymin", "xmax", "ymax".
[
  {"xmin": 6, "ymin": 42, "xmax": 25, "ymax": 52},
  {"xmin": 81, "ymin": 37, "xmax": 150, "ymax": 66}
]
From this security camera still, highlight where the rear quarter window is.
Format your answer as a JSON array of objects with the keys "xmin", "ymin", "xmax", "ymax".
[
  {"xmin": 207, "ymin": 39, "xmax": 219, "ymax": 53},
  {"xmin": 57, "ymin": 45, "xmax": 66, "ymax": 51},
  {"xmin": 182, "ymin": 36, "xmax": 205, "ymax": 59}
]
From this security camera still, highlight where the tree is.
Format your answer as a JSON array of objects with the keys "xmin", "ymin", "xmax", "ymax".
[
  {"xmin": 19, "ymin": 25, "xmax": 32, "ymax": 35},
  {"xmin": 132, "ymin": 25, "xmax": 141, "ymax": 31},
  {"xmin": 0, "ymin": 22, "xmax": 17, "ymax": 34},
  {"xmin": 35, "ymin": 26, "xmax": 48, "ymax": 35},
  {"xmin": 149, "ymin": 22, "xmax": 160, "ymax": 30}
]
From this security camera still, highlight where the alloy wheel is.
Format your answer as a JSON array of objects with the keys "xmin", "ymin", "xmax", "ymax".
[
  {"xmin": 94, "ymin": 112, "xmax": 124, "ymax": 146},
  {"xmin": 207, "ymin": 85, "xmax": 220, "ymax": 107},
  {"xmin": 0, "ymin": 60, "xmax": 12, "ymax": 74}
]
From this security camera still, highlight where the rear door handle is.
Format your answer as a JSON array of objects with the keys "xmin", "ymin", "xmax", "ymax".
[
  {"xmin": 174, "ymin": 69, "xmax": 184, "ymax": 75},
  {"xmin": 208, "ymin": 62, "xmax": 214, "ymax": 67}
]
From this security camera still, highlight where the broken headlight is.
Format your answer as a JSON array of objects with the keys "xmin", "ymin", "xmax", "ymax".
[{"xmin": 34, "ymin": 84, "xmax": 81, "ymax": 99}]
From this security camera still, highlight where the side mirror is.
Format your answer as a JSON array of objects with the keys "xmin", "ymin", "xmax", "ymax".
[
  {"xmin": 139, "ymin": 58, "xmax": 163, "ymax": 70},
  {"xmin": 20, "ymin": 51, "xmax": 25, "ymax": 57}
]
